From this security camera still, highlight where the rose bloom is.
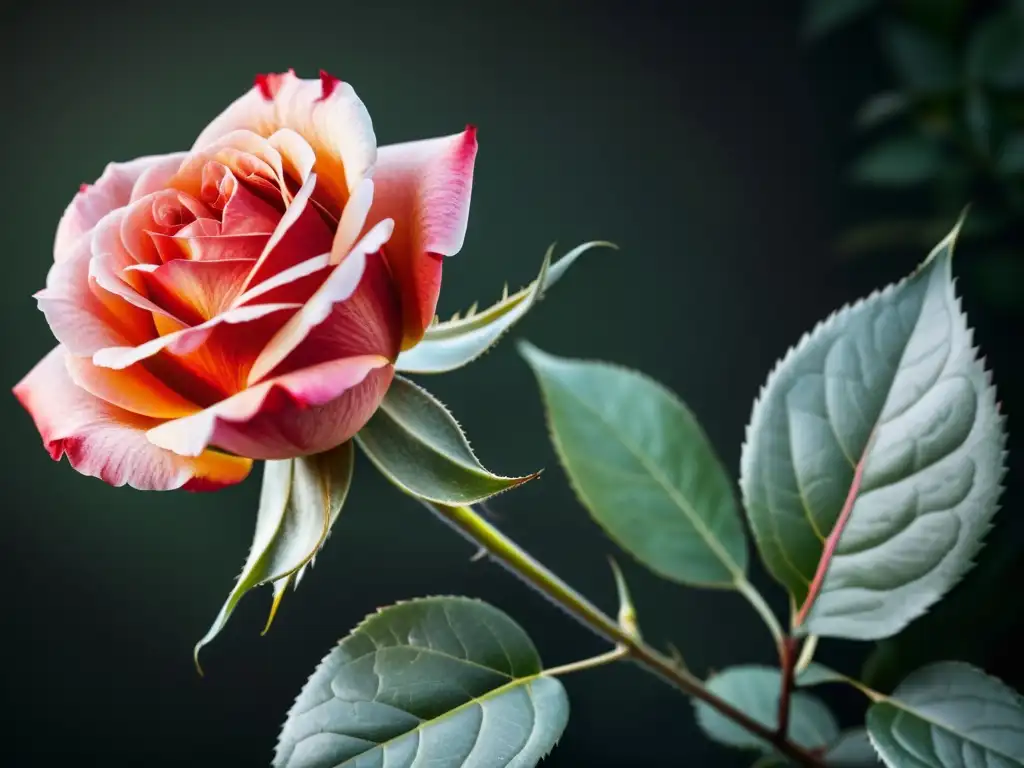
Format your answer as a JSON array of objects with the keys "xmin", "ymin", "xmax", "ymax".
[{"xmin": 15, "ymin": 70, "xmax": 477, "ymax": 491}]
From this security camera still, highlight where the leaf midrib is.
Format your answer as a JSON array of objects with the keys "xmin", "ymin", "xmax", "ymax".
[
  {"xmin": 549, "ymin": 376, "xmax": 743, "ymax": 582},
  {"xmin": 377, "ymin": 386, "xmax": 484, "ymax": 473},
  {"xmin": 333, "ymin": 672, "xmax": 550, "ymax": 767},
  {"xmin": 799, "ymin": 265, "xmax": 948, "ymax": 619}
]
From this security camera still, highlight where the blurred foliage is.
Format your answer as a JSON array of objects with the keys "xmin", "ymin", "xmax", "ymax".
[{"xmin": 805, "ymin": 0, "xmax": 1024, "ymax": 313}]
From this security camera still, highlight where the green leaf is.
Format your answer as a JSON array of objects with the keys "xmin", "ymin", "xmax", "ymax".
[
  {"xmin": 867, "ymin": 662, "xmax": 1024, "ymax": 766},
  {"xmin": 851, "ymin": 135, "xmax": 946, "ymax": 186},
  {"xmin": 803, "ymin": 0, "xmax": 879, "ymax": 40},
  {"xmin": 520, "ymin": 344, "xmax": 748, "ymax": 587},
  {"xmin": 395, "ymin": 241, "xmax": 613, "ymax": 375},
  {"xmin": 195, "ymin": 442, "xmax": 354, "ymax": 668},
  {"xmin": 861, "ymin": 480, "xmax": 1024, "ymax": 692},
  {"xmin": 826, "ymin": 729, "xmax": 880, "ymax": 766},
  {"xmin": 881, "ymin": 22, "xmax": 960, "ymax": 94},
  {"xmin": 356, "ymin": 375, "xmax": 535, "ymax": 504},
  {"xmin": 740, "ymin": 220, "xmax": 1007, "ymax": 640},
  {"xmin": 274, "ymin": 596, "xmax": 568, "ymax": 768},
  {"xmin": 694, "ymin": 666, "xmax": 839, "ymax": 754},
  {"xmin": 796, "ymin": 662, "xmax": 849, "ymax": 688}
]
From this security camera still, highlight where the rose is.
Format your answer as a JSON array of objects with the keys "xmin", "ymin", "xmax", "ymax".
[{"xmin": 14, "ymin": 70, "xmax": 477, "ymax": 491}]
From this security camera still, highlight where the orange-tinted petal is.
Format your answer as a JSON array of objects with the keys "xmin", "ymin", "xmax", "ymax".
[
  {"xmin": 54, "ymin": 152, "xmax": 187, "ymax": 263},
  {"xmin": 65, "ymin": 354, "xmax": 199, "ymax": 419},
  {"xmin": 92, "ymin": 303, "xmax": 299, "ymax": 372},
  {"xmin": 238, "ymin": 173, "xmax": 333, "ymax": 294},
  {"xmin": 124, "ymin": 258, "xmax": 255, "ymax": 324},
  {"xmin": 14, "ymin": 347, "xmax": 251, "ymax": 491},
  {"xmin": 246, "ymin": 218, "xmax": 393, "ymax": 385},
  {"xmin": 35, "ymin": 237, "xmax": 152, "ymax": 355},
  {"xmin": 147, "ymin": 354, "xmax": 392, "ymax": 460},
  {"xmin": 192, "ymin": 71, "xmax": 376, "ymax": 213}
]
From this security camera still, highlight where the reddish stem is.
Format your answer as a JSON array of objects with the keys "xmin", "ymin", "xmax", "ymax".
[
  {"xmin": 794, "ymin": 440, "xmax": 872, "ymax": 628},
  {"xmin": 776, "ymin": 635, "xmax": 801, "ymax": 739}
]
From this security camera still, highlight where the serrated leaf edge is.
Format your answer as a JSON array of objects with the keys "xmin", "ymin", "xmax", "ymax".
[
  {"xmin": 357, "ymin": 376, "xmax": 539, "ymax": 504},
  {"xmin": 866, "ymin": 661, "xmax": 1024, "ymax": 766},
  {"xmin": 739, "ymin": 213, "xmax": 1007, "ymax": 626},
  {"xmin": 274, "ymin": 595, "xmax": 555, "ymax": 766}
]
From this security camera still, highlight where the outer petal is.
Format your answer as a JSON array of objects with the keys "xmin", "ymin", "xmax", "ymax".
[
  {"xmin": 35, "ymin": 237, "xmax": 152, "ymax": 356},
  {"xmin": 192, "ymin": 71, "xmax": 376, "ymax": 212},
  {"xmin": 147, "ymin": 355, "xmax": 393, "ymax": 460},
  {"xmin": 14, "ymin": 347, "xmax": 251, "ymax": 491},
  {"xmin": 54, "ymin": 152, "xmax": 186, "ymax": 262},
  {"xmin": 65, "ymin": 354, "xmax": 199, "ymax": 419},
  {"xmin": 372, "ymin": 127, "xmax": 478, "ymax": 348}
]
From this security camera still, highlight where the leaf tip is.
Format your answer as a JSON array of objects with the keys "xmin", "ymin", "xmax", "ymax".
[
  {"xmin": 262, "ymin": 580, "xmax": 289, "ymax": 636},
  {"xmin": 516, "ymin": 339, "xmax": 553, "ymax": 369}
]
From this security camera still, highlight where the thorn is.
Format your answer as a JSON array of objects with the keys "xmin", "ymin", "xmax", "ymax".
[
  {"xmin": 469, "ymin": 547, "xmax": 488, "ymax": 562},
  {"xmin": 466, "ymin": 301, "xmax": 478, "ymax": 316},
  {"xmin": 665, "ymin": 642, "xmax": 689, "ymax": 672},
  {"xmin": 609, "ymin": 557, "xmax": 641, "ymax": 640},
  {"xmin": 78, "ymin": 183, "xmax": 90, "ymax": 195}
]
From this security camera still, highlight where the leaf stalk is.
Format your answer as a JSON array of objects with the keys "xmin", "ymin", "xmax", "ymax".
[{"xmin": 424, "ymin": 501, "xmax": 826, "ymax": 768}]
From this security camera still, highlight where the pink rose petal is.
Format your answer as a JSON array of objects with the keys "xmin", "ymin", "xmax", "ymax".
[
  {"xmin": 15, "ymin": 347, "xmax": 252, "ymax": 491},
  {"xmin": 54, "ymin": 152, "xmax": 187, "ymax": 263},
  {"xmin": 146, "ymin": 354, "xmax": 393, "ymax": 460},
  {"xmin": 192, "ymin": 71, "xmax": 376, "ymax": 213},
  {"xmin": 372, "ymin": 126, "xmax": 478, "ymax": 348}
]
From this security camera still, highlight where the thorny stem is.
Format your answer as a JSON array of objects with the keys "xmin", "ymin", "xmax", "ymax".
[{"xmin": 425, "ymin": 502, "xmax": 826, "ymax": 768}]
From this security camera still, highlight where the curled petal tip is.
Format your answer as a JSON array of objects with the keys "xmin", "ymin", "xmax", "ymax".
[
  {"xmin": 318, "ymin": 69, "xmax": 342, "ymax": 101},
  {"xmin": 78, "ymin": 183, "xmax": 90, "ymax": 194},
  {"xmin": 254, "ymin": 71, "xmax": 292, "ymax": 101},
  {"xmin": 254, "ymin": 73, "xmax": 274, "ymax": 100}
]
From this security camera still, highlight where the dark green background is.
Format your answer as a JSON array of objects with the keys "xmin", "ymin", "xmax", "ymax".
[{"xmin": 2, "ymin": 1, "xmax": 1020, "ymax": 765}]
